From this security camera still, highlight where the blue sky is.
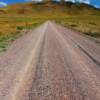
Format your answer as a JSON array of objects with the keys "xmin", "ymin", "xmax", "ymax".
[{"xmin": 0, "ymin": 0, "xmax": 100, "ymax": 8}]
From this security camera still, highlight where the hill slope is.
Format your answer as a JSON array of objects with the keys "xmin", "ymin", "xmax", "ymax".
[{"xmin": 0, "ymin": 2, "xmax": 100, "ymax": 16}]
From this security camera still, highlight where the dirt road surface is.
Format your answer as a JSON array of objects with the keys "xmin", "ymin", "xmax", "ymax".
[{"xmin": 0, "ymin": 21, "xmax": 100, "ymax": 100}]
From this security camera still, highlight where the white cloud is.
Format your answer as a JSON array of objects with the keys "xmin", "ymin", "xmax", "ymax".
[
  {"xmin": 65, "ymin": 0, "xmax": 75, "ymax": 3},
  {"xmin": 94, "ymin": 5, "xmax": 100, "ymax": 8},
  {"xmin": 78, "ymin": 0, "xmax": 90, "ymax": 4},
  {"xmin": 0, "ymin": 2, "xmax": 7, "ymax": 7},
  {"xmin": 25, "ymin": 0, "xmax": 42, "ymax": 2},
  {"xmin": 65, "ymin": 0, "xmax": 90, "ymax": 4}
]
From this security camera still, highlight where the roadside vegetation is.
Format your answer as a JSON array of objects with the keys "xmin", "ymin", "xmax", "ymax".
[
  {"xmin": 0, "ymin": 16, "xmax": 45, "ymax": 52},
  {"xmin": 0, "ymin": 1, "xmax": 100, "ymax": 52},
  {"xmin": 55, "ymin": 16, "xmax": 100, "ymax": 38}
]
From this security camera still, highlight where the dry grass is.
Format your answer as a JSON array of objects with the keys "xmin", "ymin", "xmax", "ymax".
[
  {"xmin": 55, "ymin": 16, "xmax": 100, "ymax": 38},
  {"xmin": 0, "ymin": 16, "xmax": 45, "ymax": 51},
  {"xmin": 0, "ymin": 15, "xmax": 100, "ymax": 52}
]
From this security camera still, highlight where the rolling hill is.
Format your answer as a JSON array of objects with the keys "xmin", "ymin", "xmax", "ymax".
[
  {"xmin": 0, "ymin": 1, "xmax": 100, "ymax": 16},
  {"xmin": 0, "ymin": 1, "xmax": 100, "ymax": 52}
]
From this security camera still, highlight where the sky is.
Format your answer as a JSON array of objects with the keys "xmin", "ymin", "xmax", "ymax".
[{"xmin": 0, "ymin": 0, "xmax": 100, "ymax": 8}]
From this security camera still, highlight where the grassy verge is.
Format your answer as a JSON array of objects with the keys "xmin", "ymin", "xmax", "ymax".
[
  {"xmin": 0, "ymin": 15, "xmax": 100, "ymax": 52},
  {"xmin": 0, "ymin": 16, "xmax": 45, "ymax": 52},
  {"xmin": 54, "ymin": 16, "xmax": 100, "ymax": 38},
  {"xmin": 0, "ymin": 32, "xmax": 18, "ymax": 52}
]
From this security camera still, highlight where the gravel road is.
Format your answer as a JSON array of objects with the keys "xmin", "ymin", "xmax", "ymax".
[{"xmin": 0, "ymin": 21, "xmax": 100, "ymax": 100}]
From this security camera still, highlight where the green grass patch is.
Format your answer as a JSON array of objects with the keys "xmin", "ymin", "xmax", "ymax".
[
  {"xmin": 84, "ymin": 32, "xmax": 100, "ymax": 38},
  {"xmin": 0, "ymin": 32, "xmax": 20, "ymax": 52},
  {"xmin": 17, "ymin": 26, "xmax": 24, "ymax": 30},
  {"xmin": 0, "ymin": 42, "xmax": 8, "ymax": 52}
]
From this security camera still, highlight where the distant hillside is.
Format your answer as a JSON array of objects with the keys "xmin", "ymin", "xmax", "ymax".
[{"xmin": 0, "ymin": 1, "xmax": 100, "ymax": 16}]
